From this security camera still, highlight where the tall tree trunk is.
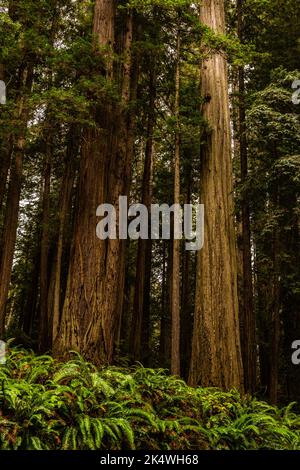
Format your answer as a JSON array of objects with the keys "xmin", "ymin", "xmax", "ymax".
[
  {"xmin": 180, "ymin": 165, "xmax": 192, "ymax": 380},
  {"xmin": 54, "ymin": 2, "xmax": 136, "ymax": 364},
  {"xmin": 0, "ymin": 63, "xmax": 12, "ymax": 230},
  {"xmin": 0, "ymin": 66, "xmax": 33, "ymax": 336},
  {"xmin": 159, "ymin": 241, "xmax": 167, "ymax": 366},
  {"xmin": 237, "ymin": 0, "xmax": 256, "ymax": 394},
  {"xmin": 48, "ymin": 127, "xmax": 79, "ymax": 346},
  {"xmin": 269, "ymin": 164, "xmax": 280, "ymax": 404},
  {"xmin": 269, "ymin": 222, "xmax": 280, "ymax": 404},
  {"xmin": 130, "ymin": 63, "xmax": 156, "ymax": 361},
  {"xmin": 0, "ymin": 61, "xmax": 11, "ymax": 214},
  {"xmin": 159, "ymin": 240, "xmax": 172, "ymax": 369},
  {"xmin": 38, "ymin": 132, "xmax": 52, "ymax": 352},
  {"xmin": 189, "ymin": 0, "xmax": 244, "ymax": 389},
  {"xmin": 141, "ymin": 238, "xmax": 152, "ymax": 366},
  {"xmin": 171, "ymin": 30, "xmax": 181, "ymax": 376},
  {"xmin": 22, "ymin": 246, "xmax": 40, "ymax": 336},
  {"xmin": 98, "ymin": 10, "xmax": 136, "ymax": 362}
]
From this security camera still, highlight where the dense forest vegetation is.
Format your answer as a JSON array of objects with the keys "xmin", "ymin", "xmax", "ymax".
[{"xmin": 0, "ymin": 0, "xmax": 300, "ymax": 451}]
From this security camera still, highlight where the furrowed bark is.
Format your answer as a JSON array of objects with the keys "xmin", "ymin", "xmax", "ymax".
[
  {"xmin": 189, "ymin": 0, "xmax": 244, "ymax": 390},
  {"xmin": 54, "ymin": 3, "xmax": 136, "ymax": 364}
]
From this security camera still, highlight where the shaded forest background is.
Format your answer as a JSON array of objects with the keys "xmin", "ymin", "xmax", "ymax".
[{"xmin": 0, "ymin": 0, "xmax": 299, "ymax": 406}]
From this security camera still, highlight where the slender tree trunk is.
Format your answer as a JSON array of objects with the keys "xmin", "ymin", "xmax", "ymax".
[
  {"xmin": 38, "ymin": 132, "xmax": 52, "ymax": 352},
  {"xmin": 189, "ymin": 0, "xmax": 244, "ymax": 389},
  {"xmin": 0, "ymin": 66, "xmax": 33, "ymax": 336},
  {"xmin": 22, "ymin": 247, "xmax": 40, "ymax": 336},
  {"xmin": 237, "ymin": 0, "xmax": 256, "ymax": 395},
  {"xmin": 269, "ymin": 164, "xmax": 280, "ymax": 404},
  {"xmin": 159, "ymin": 241, "xmax": 167, "ymax": 366},
  {"xmin": 130, "ymin": 63, "xmax": 156, "ymax": 361},
  {"xmin": 49, "ymin": 127, "xmax": 79, "ymax": 346},
  {"xmin": 159, "ymin": 240, "xmax": 172, "ymax": 369},
  {"xmin": 171, "ymin": 30, "xmax": 181, "ymax": 376},
  {"xmin": 141, "ymin": 238, "xmax": 152, "ymax": 366},
  {"xmin": 180, "ymin": 165, "xmax": 192, "ymax": 380},
  {"xmin": 269, "ymin": 223, "xmax": 280, "ymax": 404}
]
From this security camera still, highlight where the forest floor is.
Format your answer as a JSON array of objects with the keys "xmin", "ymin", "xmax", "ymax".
[{"xmin": 0, "ymin": 349, "xmax": 299, "ymax": 450}]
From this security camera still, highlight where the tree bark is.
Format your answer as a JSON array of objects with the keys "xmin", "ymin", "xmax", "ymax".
[
  {"xmin": 0, "ymin": 66, "xmax": 33, "ymax": 336},
  {"xmin": 237, "ymin": 0, "xmax": 256, "ymax": 394},
  {"xmin": 171, "ymin": 30, "xmax": 181, "ymax": 376},
  {"xmin": 189, "ymin": 0, "xmax": 244, "ymax": 390},
  {"xmin": 54, "ymin": 2, "xmax": 136, "ymax": 364}
]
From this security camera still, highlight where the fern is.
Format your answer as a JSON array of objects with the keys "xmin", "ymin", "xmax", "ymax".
[{"xmin": 1, "ymin": 348, "xmax": 300, "ymax": 451}]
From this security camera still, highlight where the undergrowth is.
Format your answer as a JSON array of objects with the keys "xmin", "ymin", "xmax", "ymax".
[{"xmin": 0, "ymin": 349, "xmax": 299, "ymax": 450}]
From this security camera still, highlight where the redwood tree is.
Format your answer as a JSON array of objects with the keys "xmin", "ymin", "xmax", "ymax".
[
  {"xmin": 189, "ymin": 0, "xmax": 244, "ymax": 390},
  {"xmin": 54, "ymin": 1, "xmax": 136, "ymax": 364}
]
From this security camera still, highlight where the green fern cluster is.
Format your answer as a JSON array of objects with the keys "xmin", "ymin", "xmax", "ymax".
[{"xmin": 0, "ymin": 349, "xmax": 299, "ymax": 450}]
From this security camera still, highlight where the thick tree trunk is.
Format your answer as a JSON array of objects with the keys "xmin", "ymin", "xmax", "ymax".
[
  {"xmin": 0, "ymin": 64, "xmax": 12, "ymax": 232},
  {"xmin": 54, "ymin": 2, "xmax": 136, "ymax": 364},
  {"xmin": 0, "ymin": 148, "xmax": 24, "ymax": 335},
  {"xmin": 189, "ymin": 0, "xmax": 244, "ymax": 389},
  {"xmin": 237, "ymin": 0, "xmax": 256, "ymax": 394},
  {"xmin": 171, "ymin": 31, "xmax": 181, "ymax": 376},
  {"xmin": 98, "ymin": 11, "xmax": 136, "ymax": 362},
  {"xmin": 0, "ymin": 66, "xmax": 33, "ymax": 336}
]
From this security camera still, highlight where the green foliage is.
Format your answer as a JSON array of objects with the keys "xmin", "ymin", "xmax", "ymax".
[{"xmin": 0, "ymin": 349, "xmax": 300, "ymax": 450}]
